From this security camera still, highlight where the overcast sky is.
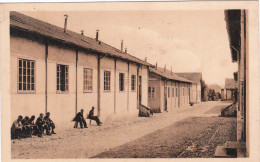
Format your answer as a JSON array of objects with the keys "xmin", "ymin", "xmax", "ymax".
[{"xmin": 22, "ymin": 10, "xmax": 237, "ymax": 87}]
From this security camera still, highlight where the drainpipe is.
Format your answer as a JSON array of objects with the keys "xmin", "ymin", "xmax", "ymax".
[
  {"xmin": 97, "ymin": 55, "xmax": 101, "ymax": 117},
  {"xmin": 114, "ymin": 58, "xmax": 117, "ymax": 114},
  {"xmin": 127, "ymin": 62, "xmax": 130, "ymax": 111},
  {"xmin": 137, "ymin": 64, "xmax": 140, "ymax": 107},
  {"xmin": 75, "ymin": 50, "xmax": 78, "ymax": 115},
  {"xmin": 45, "ymin": 42, "xmax": 48, "ymax": 114}
]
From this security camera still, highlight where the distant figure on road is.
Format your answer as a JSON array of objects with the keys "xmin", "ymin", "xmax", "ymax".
[
  {"xmin": 73, "ymin": 109, "xmax": 88, "ymax": 128},
  {"xmin": 11, "ymin": 115, "xmax": 23, "ymax": 139},
  {"xmin": 87, "ymin": 107, "xmax": 102, "ymax": 126},
  {"xmin": 44, "ymin": 112, "xmax": 56, "ymax": 134}
]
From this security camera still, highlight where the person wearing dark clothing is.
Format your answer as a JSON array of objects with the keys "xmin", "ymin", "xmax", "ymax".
[
  {"xmin": 28, "ymin": 115, "xmax": 39, "ymax": 136},
  {"xmin": 44, "ymin": 112, "xmax": 56, "ymax": 134},
  {"xmin": 73, "ymin": 109, "xmax": 88, "ymax": 128},
  {"xmin": 87, "ymin": 107, "xmax": 102, "ymax": 126},
  {"xmin": 11, "ymin": 115, "xmax": 23, "ymax": 139},
  {"xmin": 36, "ymin": 113, "xmax": 49, "ymax": 137},
  {"xmin": 21, "ymin": 116, "xmax": 31, "ymax": 137}
]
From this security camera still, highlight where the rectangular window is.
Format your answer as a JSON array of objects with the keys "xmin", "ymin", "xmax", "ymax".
[
  {"xmin": 119, "ymin": 73, "xmax": 125, "ymax": 92},
  {"xmin": 148, "ymin": 87, "xmax": 155, "ymax": 99},
  {"xmin": 168, "ymin": 87, "xmax": 170, "ymax": 98},
  {"xmin": 131, "ymin": 75, "xmax": 136, "ymax": 91},
  {"xmin": 83, "ymin": 68, "xmax": 93, "ymax": 92},
  {"xmin": 104, "ymin": 71, "xmax": 111, "ymax": 91},
  {"xmin": 57, "ymin": 64, "xmax": 69, "ymax": 92},
  {"xmin": 172, "ymin": 88, "xmax": 175, "ymax": 97},
  {"xmin": 18, "ymin": 58, "xmax": 35, "ymax": 92},
  {"xmin": 176, "ymin": 88, "xmax": 178, "ymax": 97}
]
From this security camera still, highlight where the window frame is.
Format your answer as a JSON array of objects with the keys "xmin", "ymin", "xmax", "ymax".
[
  {"xmin": 56, "ymin": 64, "xmax": 69, "ymax": 94},
  {"xmin": 104, "ymin": 70, "xmax": 111, "ymax": 92},
  {"xmin": 83, "ymin": 68, "xmax": 93, "ymax": 93},
  {"xmin": 17, "ymin": 58, "xmax": 36, "ymax": 94},
  {"xmin": 148, "ymin": 86, "xmax": 155, "ymax": 99},
  {"xmin": 131, "ymin": 74, "xmax": 136, "ymax": 92}
]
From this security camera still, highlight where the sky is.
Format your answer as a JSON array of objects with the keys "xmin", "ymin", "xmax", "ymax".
[{"xmin": 22, "ymin": 10, "xmax": 238, "ymax": 88}]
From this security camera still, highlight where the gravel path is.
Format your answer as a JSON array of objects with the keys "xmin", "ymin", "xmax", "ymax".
[{"xmin": 11, "ymin": 101, "xmax": 232, "ymax": 159}]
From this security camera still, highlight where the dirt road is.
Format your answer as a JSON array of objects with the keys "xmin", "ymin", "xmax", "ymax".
[
  {"xmin": 94, "ymin": 117, "xmax": 236, "ymax": 158},
  {"xmin": 11, "ymin": 101, "xmax": 233, "ymax": 158}
]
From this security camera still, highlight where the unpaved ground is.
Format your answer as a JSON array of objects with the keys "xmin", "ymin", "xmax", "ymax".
[
  {"xmin": 11, "ymin": 101, "xmax": 232, "ymax": 159},
  {"xmin": 94, "ymin": 117, "xmax": 236, "ymax": 158}
]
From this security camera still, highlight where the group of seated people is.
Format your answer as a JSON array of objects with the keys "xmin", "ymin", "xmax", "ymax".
[
  {"xmin": 73, "ymin": 107, "xmax": 102, "ymax": 128},
  {"xmin": 11, "ymin": 107, "xmax": 101, "ymax": 139},
  {"xmin": 11, "ymin": 112, "xmax": 56, "ymax": 139}
]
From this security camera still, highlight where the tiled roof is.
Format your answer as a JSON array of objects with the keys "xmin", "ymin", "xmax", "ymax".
[
  {"xmin": 176, "ymin": 73, "xmax": 202, "ymax": 84},
  {"xmin": 10, "ymin": 11, "xmax": 153, "ymax": 67},
  {"xmin": 150, "ymin": 67, "xmax": 193, "ymax": 83},
  {"xmin": 225, "ymin": 78, "xmax": 238, "ymax": 89}
]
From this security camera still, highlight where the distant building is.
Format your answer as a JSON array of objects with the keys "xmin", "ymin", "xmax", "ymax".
[
  {"xmin": 224, "ymin": 78, "xmax": 238, "ymax": 101},
  {"xmin": 10, "ymin": 11, "xmax": 153, "ymax": 126},
  {"xmin": 176, "ymin": 73, "xmax": 202, "ymax": 103},
  {"xmin": 148, "ymin": 67, "xmax": 193, "ymax": 113}
]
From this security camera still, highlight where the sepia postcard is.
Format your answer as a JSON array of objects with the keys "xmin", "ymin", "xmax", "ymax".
[{"xmin": 0, "ymin": 1, "xmax": 259, "ymax": 162}]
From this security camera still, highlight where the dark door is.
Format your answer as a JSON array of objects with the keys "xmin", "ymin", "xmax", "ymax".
[
  {"xmin": 164, "ymin": 86, "xmax": 167, "ymax": 111},
  {"xmin": 139, "ymin": 76, "xmax": 142, "ymax": 104}
]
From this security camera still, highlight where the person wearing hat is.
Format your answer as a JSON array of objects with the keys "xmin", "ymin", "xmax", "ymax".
[
  {"xmin": 87, "ymin": 107, "xmax": 102, "ymax": 126},
  {"xmin": 73, "ymin": 109, "xmax": 88, "ymax": 128},
  {"xmin": 36, "ymin": 113, "xmax": 49, "ymax": 137},
  {"xmin": 11, "ymin": 115, "xmax": 23, "ymax": 139},
  {"xmin": 44, "ymin": 112, "xmax": 56, "ymax": 134}
]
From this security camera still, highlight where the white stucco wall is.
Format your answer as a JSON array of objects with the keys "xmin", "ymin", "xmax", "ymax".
[
  {"xmin": 10, "ymin": 37, "xmax": 46, "ymax": 122},
  {"xmin": 11, "ymin": 36, "xmax": 149, "ymax": 126},
  {"xmin": 77, "ymin": 51, "xmax": 98, "ymax": 117},
  {"xmin": 47, "ymin": 44, "xmax": 77, "ymax": 127}
]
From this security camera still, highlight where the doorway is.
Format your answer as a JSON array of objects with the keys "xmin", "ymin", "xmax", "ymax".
[{"xmin": 139, "ymin": 76, "xmax": 142, "ymax": 104}]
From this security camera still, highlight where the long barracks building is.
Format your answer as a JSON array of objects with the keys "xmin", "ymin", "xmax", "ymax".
[{"xmin": 10, "ymin": 11, "xmax": 153, "ymax": 126}]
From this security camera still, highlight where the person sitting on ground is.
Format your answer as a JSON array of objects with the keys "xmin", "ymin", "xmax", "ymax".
[
  {"xmin": 11, "ymin": 115, "xmax": 23, "ymax": 139},
  {"xmin": 87, "ymin": 107, "xmax": 102, "ymax": 126},
  {"xmin": 27, "ymin": 115, "xmax": 39, "ymax": 136},
  {"xmin": 44, "ymin": 112, "xmax": 56, "ymax": 134},
  {"xmin": 21, "ymin": 116, "xmax": 31, "ymax": 138},
  {"xmin": 36, "ymin": 113, "xmax": 49, "ymax": 137},
  {"xmin": 73, "ymin": 109, "xmax": 88, "ymax": 129}
]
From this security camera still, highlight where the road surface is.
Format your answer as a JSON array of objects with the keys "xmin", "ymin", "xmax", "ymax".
[{"xmin": 11, "ymin": 101, "xmax": 234, "ymax": 158}]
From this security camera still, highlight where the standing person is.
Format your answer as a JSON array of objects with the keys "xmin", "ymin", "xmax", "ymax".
[
  {"xmin": 44, "ymin": 112, "xmax": 56, "ymax": 134},
  {"xmin": 73, "ymin": 109, "xmax": 88, "ymax": 128},
  {"xmin": 11, "ymin": 115, "xmax": 23, "ymax": 139},
  {"xmin": 21, "ymin": 116, "xmax": 30, "ymax": 137},
  {"xmin": 87, "ymin": 107, "xmax": 102, "ymax": 126},
  {"xmin": 36, "ymin": 113, "xmax": 49, "ymax": 137}
]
